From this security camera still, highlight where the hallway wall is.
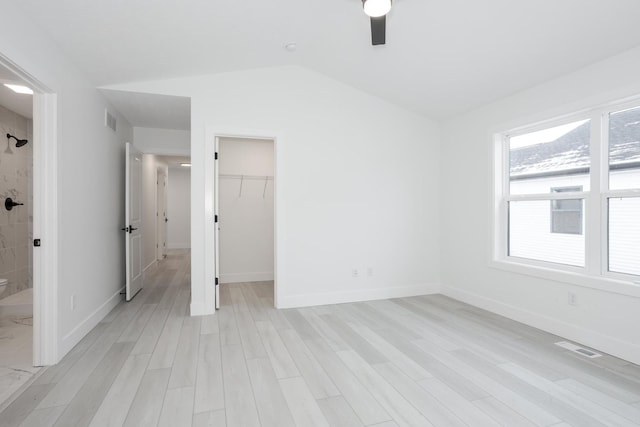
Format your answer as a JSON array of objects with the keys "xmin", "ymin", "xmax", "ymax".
[
  {"xmin": 141, "ymin": 154, "xmax": 168, "ymax": 270},
  {"xmin": 167, "ymin": 167, "xmax": 190, "ymax": 249},
  {"xmin": 134, "ymin": 127, "xmax": 189, "ymax": 155}
]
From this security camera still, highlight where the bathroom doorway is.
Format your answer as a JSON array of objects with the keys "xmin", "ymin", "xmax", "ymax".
[{"xmin": 0, "ymin": 64, "xmax": 38, "ymax": 405}]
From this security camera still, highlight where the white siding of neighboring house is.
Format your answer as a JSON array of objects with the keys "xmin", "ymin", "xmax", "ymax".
[{"xmin": 509, "ymin": 169, "xmax": 640, "ymax": 275}]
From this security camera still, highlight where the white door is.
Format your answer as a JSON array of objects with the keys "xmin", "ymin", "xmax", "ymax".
[
  {"xmin": 125, "ymin": 142, "xmax": 143, "ymax": 301},
  {"xmin": 214, "ymin": 138, "xmax": 220, "ymax": 309},
  {"xmin": 157, "ymin": 171, "xmax": 168, "ymax": 260}
]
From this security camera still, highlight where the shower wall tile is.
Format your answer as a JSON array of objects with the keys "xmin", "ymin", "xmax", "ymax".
[
  {"xmin": 16, "ymin": 267, "xmax": 29, "ymax": 292},
  {"xmin": 0, "ymin": 105, "xmax": 32, "ymax": 300},
  {"xmin": 16, "ymin": 244, "xmax": 28, "ymax": 270},
  {"xmin": 0, "ymin": 224, "xmax": 16, "ymax": 249},
  {"xmin": 0, "ymin": 248, "xmax": 17, "ymax": 275}
]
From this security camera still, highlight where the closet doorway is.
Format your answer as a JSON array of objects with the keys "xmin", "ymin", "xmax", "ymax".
[{"xmin": 215, "ymin": 137, "xmax": 275, "ymax": 309}]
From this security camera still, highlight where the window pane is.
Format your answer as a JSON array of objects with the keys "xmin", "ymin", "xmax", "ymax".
[
  {"xmin": 609, "ymin": 197, "xmax": 640, "ymax": 276},
  {"xmin": 550, "ymin": 186, "xmax": 583, "ymax": 235},
  {"xmin": 609, "ymin": 106, "xmax": 640, "ymax": 190},
  {"xmin": 509, "ymin": 200, "xmax": 585, "ymax": 267},
  {"xmin": 509, "ymin": 119, "xmax": 591, "ymax": 195}
]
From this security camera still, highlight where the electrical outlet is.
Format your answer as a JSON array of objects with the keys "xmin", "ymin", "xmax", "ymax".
[
  {"xmin": 71, "ymin": 294, "xmax": 76, "ymax": 310},
  {"xmin": 568, "ymin": 292, "xmax": 577, "ymax": 306},
  {"xmin": 352, "ymin": 269, "xmax": 359, "ymax": 278}
]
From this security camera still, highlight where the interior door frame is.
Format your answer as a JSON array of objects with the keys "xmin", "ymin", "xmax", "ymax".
[
  {"xmin": 205, "ymin": 127, "xmax": 281, "ymax": 313},
  {"xmin": 0, "ymin": 53, "xmax": 59, "ymax": 366},
  {"xmin": 156, "ymin": 168, "xmax": 167, "ymax": 260}
]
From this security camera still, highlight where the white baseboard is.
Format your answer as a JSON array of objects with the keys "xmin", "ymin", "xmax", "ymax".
[
  {"xmin": 220, "ymin": 272, "xmax": 274, "ymax": 284},
  {"xmin": 277, "ymin": 283, "xmax": 441, "ymax": 309},
  {"xmin": 168, "ymin": 244, "xmax": 190, "ymax": 249},
  {"xmin": 143, "ymin": 260, "xmax": 157, "ymax": 274},
  {"xmin": 441, "ymin": 285, "xmax": 640, "ymax": 366},
  {"xmin": 59, "ymin": 287, "xmax": 124, "ymax": 359}
]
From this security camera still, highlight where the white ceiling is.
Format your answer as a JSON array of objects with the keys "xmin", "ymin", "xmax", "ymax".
[
  {"xmin": 159, "ymin": 155, "xmax": 191, "ymax": 168},
  {"xmin": 13, "ymin": 0, "xmax": 640, "ymax": 120},
  {"xmin": 0, "ymin": 63, "xmax": 33, "ymax": 119}
]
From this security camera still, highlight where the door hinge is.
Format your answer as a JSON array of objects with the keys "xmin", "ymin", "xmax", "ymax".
[
  {"xmin": 215, "ymin": 277, "xmax": 219, "ymax": 285},
  {"xmin": 215, "ymin": 214, "xmax": 218, "ymax": 223},
  {"xmin": 33, "ymin": 239, "xmax": 41, "ymax": 247},
  {"xmin": 215, "ymin": 152, "xmax": 218, "ymax": 160}
]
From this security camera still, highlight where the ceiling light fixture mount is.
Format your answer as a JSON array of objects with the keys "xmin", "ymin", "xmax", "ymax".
[{"xmin": 363, "ymin": 0, "xmax": 392, "ymax": 18}]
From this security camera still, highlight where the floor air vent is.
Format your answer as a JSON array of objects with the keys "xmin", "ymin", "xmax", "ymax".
[{"xmin": 555, "ymin": 341, "xmax": 602, "ymax": 358}]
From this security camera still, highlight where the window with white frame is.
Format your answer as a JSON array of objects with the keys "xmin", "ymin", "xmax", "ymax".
[{"xmin": 496, "ymin": 102, "xmax": 640, "ymax": 280}]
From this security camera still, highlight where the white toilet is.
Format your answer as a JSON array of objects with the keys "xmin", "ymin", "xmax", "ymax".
[{"xmin": 0, "ymin": 278, "xmax": 7, "ymax": 298}]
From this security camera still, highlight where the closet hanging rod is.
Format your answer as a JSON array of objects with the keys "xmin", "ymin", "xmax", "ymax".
[{"xmin": 219, "ymin": 174, "xmax": 273, "ymax": 180}]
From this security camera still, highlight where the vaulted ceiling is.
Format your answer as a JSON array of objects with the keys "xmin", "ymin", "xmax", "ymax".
[{"xmin": 14, "ymin": 0, "xmax": 640, "ymax": 120}]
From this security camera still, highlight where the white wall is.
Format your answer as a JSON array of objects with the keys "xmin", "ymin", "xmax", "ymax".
[
  {"xmin": 441, "ymin": 46, "xmax": 640, "ymax": 365},
  {"xmin": 0, "ymin": 3, "xmax": 133, "ymax": 362},
  {"xmin": 134, "ymin": 127, "xmax": 190, "ymax": 155},
  {"xmin": 141, "ymin": 154, "xmax": 168, "ymax": 270},
  {"xmin": 167, "ymin": 167, "xmax": 191, "ymax": 249},
  {"xmin": 107, "ymin": 65, "xmax": 442, "ymax": 313},
  {"xmin": 219, "ymin": 138, "xmax": 274, "ymax": 283}
]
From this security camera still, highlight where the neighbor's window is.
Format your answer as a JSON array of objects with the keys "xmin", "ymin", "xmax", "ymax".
[
  {"xmin": 497, "ymin": 102, "xmax": 640, "ymax": 281},
  {"xmin": 550, "ymin": 186, "xmax": 583, "ymax": 235}
]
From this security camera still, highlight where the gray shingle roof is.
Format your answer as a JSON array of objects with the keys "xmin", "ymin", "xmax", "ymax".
[{"xmin": 510, "ymin": 108, "xmax": 640, "ymax": 179}]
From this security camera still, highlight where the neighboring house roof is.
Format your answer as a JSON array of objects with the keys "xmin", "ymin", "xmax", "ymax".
[{"xmin": 510, "ymin": 108, "xmax": 640, "ymax": 179}]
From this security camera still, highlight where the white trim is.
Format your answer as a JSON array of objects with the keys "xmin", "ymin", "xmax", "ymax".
[
  {"xmin": 168, "ymin": 244, "xmax": 191, "ymax": 249},
  {"xmin": 220, "ymin": 272, "xmax": 274, "ymax": 283},
  {"xmin": 156, "ymin": 168, "xmax": 167, "ymax": 261},
  {"xmin": 278, "ymin": 283, "xmax": 441, "ymax": 309},
  {"xmin": 59, "ymin": 287, "xmax": 123, "ymax": 357},
  {"xmin": 200, "ymin": 127, "xmax": 283, "ymax": 315},
  {"xmin": 441, "ymin": 285, "xmax": 640, "ymax": 365},
  {"xmin": 143, "ymin": 259, "xmax": 157, "ymax": 273},
  {"xmin": 190, "ymin": 301, "xmax": 210, "ymax": 317},
  {"xmin": 38, "ymin": 93, "xmax": 58, "ymax": 365}
]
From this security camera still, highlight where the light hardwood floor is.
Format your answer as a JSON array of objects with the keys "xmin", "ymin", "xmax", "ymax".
[{"xmin": 2, "ymin": 250, "xmax": 640, "ymax": 426}]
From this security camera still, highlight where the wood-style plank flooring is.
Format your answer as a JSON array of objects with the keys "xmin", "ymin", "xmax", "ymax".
[{"xmin": 2, "ymin": 250, "xmax": 640, "ymax": 426}]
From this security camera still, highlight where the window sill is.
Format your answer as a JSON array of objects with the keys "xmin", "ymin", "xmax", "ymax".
[{"xmin": 489, "ymin": 259, "xmax": 640, "ymax": 299}]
